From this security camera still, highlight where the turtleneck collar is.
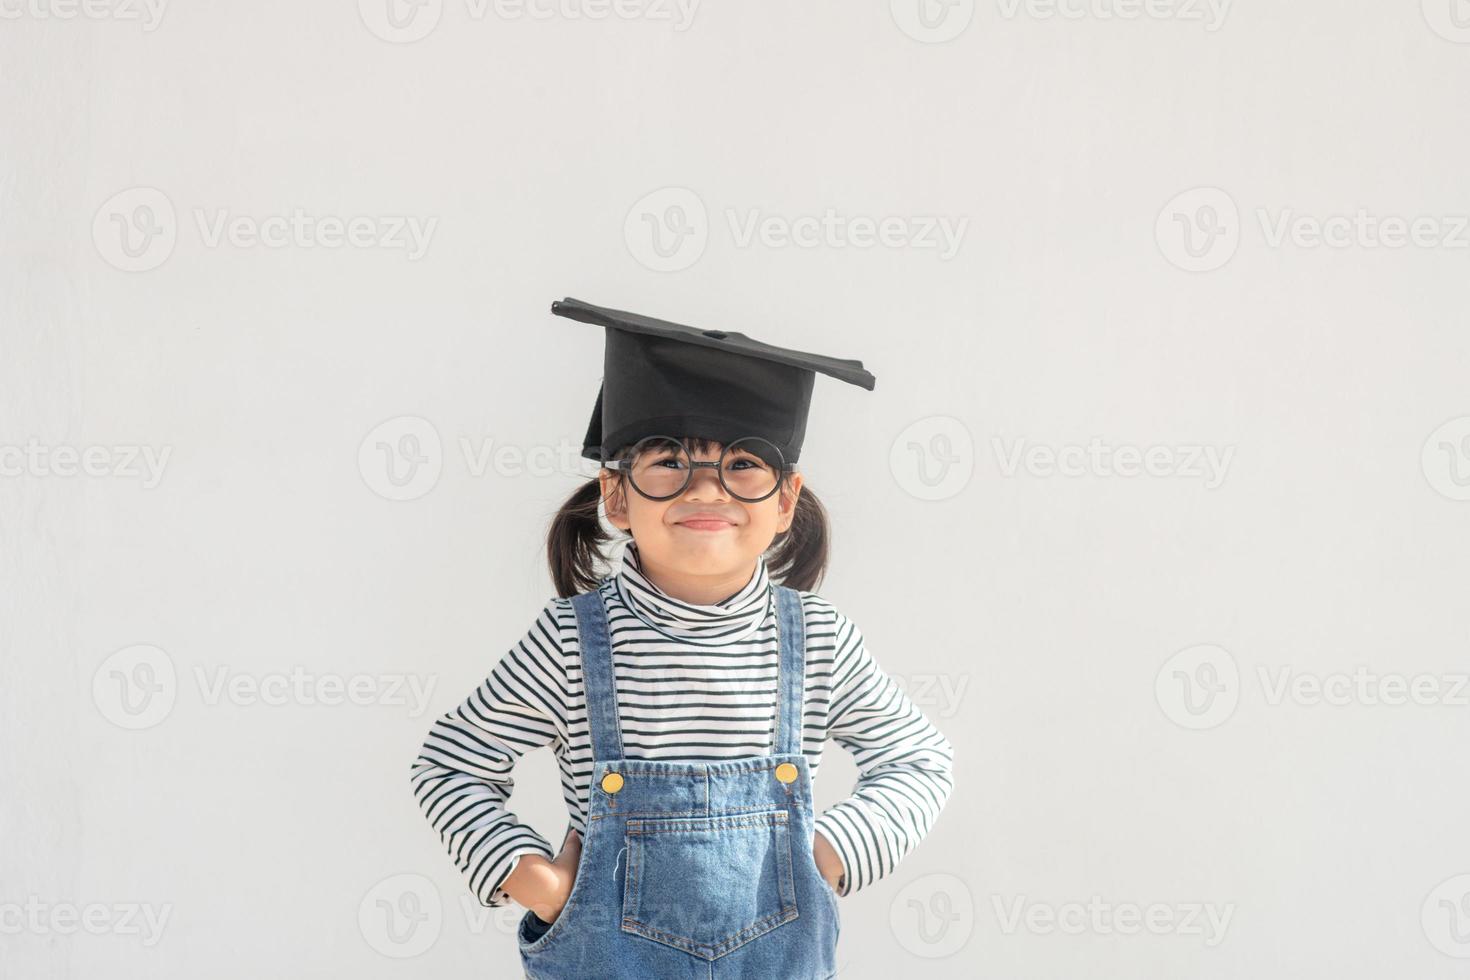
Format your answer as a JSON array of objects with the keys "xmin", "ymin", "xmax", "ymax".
[{"xmin": 611, "ymin": 538, "xmax": 773, "ymax": 643}]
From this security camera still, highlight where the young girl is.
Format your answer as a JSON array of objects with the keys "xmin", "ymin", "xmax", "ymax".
[{"xmin": 410, "ymin": 298, "xmax": 956, "ymax": 978}]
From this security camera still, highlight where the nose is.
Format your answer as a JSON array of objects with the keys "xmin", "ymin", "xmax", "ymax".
[{"xmin": 682, "ymin": 461, "xmax": 729, "ymax": 500}]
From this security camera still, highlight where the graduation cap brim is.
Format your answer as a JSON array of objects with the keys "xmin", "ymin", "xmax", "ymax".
[
  {"xmin": 552, "ymin": 297, "xmax": 876, "ymax": 465},
  {"xmin": 552, "ymin": 298, "xmax": 875, "ymax": 390}
]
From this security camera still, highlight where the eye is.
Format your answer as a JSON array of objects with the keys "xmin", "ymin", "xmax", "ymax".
[{"xmin": 726, "ymin": 452, "xmax": 772, "ymax": 471}]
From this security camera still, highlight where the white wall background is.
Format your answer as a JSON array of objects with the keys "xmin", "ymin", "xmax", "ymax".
[{"xmin": 4, "ymin": 1, "xmax": 1470, "ymax": 977}]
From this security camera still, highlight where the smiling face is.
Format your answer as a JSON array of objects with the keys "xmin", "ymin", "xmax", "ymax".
[{"xmin": 598, "ymin": 437, "xmax": 803, "ymax": 605}]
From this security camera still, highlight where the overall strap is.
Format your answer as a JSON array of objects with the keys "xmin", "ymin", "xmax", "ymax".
[
  {"xmin": 570, "ymin": 586, "xmax": 624, "ymax": 762},
  {"xmin": 772, "ymin": 584, "xmax": 807, "ymax": 757}
]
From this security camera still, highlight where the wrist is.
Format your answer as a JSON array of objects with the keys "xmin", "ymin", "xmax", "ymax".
[
  {"xmin": 812, "ymin": 830, "xmax": 847, "ymax": 892},
  {"xmin": 502, "ymin": 854, "xmax": 562, "ymax": 914}
]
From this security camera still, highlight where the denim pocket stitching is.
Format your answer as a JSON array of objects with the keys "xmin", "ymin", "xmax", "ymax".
[
  {"xmin": 625, "ymin": 809, "xmax": 789, "ymax": 836},
  {"xmin": 620, "ymin": 809, "xmax": 798, "ymax": 960},
  {"xmin": 622, "ymin": 906, "xmax": 799, "ymax": 959}
]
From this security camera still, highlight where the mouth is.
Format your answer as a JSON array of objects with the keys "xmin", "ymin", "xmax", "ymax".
[{"xmin": 675, "ymin": 518, "xmax": 737, "ymax": 532}]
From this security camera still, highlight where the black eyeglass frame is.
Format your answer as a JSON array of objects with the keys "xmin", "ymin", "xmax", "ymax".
[{"xmin": 602, "ymin": 434, "xmax": 797, "ymax": 503}]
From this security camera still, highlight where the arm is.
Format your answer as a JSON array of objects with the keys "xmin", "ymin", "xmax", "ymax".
[
  {"xmin": 812, "ymin": 611, "xmax": 957, "ymax": 897},
  {"xmin": 409, "ymin": 601, "xmax": 566, "ymax": 908}
]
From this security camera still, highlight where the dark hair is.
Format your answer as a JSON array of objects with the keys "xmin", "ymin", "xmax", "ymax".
[{"xmin": 545, "ymin": 436, "xmax": 831, "ymax": 598}]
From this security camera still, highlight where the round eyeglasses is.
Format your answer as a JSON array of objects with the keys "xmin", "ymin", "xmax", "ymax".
[{"xmin": 603, "ymin": 435, "xmax": 793, "ymax": 503}]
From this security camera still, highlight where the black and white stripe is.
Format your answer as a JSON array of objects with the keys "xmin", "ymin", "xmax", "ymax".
[{"xmin": 410, "ymin": 540, "xmax": 955, "ymax": 907}]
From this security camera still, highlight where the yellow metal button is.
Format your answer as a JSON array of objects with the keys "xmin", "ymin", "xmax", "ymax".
[
  {"xmin": 601, "ymin": 772, "xmax": 624, "ymax": 794},
  {"xmin": 775, "ymin": 763, "xmax": 799, "ymax": 784}
]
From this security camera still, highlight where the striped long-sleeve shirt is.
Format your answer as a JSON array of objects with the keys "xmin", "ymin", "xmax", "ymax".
[{"xmin": 409, "ymin": 538, "xmax": 956, "ymax": 908}]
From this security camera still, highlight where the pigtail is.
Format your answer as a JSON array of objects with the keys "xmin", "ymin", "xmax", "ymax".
[
  {"xmin": 765, "ymin": 482, "xmax": 830, "ymax": 593},
  {"xmin": 546, "ymin": 477, "xmax": 622, "ymax": 598}
]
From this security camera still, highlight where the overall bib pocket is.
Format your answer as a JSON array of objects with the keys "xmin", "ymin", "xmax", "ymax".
[{"xmin": 621, "ymin": 808, "xmax": 798, "ymax": 960}]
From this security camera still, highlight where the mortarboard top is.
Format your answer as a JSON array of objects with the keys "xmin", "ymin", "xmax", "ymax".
[{"xmin": 551, "ymin": 296, "xmax": 876, "ymax": 466}]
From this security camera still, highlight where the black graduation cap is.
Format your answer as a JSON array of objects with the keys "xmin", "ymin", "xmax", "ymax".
[{"xmin": 551, "ymin": 297, "xmax": 876, "ymax": 466}]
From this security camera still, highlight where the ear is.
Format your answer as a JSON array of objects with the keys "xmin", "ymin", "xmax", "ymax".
[
  {"xmin": 599, "ymin": 469, "xmax": 630, "ymax": 530},
  {"xmin": 777, "ymin": 472, "xmax": 803, "ymax": 533}
]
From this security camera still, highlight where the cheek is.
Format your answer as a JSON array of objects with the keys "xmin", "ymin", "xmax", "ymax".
[
  {"xmin": 742, "ymin": 504, "xmax": 783, "ymax": 534},
  {"xmin": 627, "ymin": 496, "xmax": 674, "ymax": 527}
]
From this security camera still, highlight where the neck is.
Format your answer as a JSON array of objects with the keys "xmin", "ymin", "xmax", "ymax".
[{"xmin": 634, "ymin": 553, "xmax": 759, "ymax": 606}]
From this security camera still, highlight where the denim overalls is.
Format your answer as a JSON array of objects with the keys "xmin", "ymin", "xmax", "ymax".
[{"xmin": 516, "ymin": 581, "xmax": 842, "ymax": 979}]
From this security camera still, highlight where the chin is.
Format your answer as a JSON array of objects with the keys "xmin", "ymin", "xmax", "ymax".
[{"xmin": 663, "ymin": 529, "xmax": 745, "ymax": 556}]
